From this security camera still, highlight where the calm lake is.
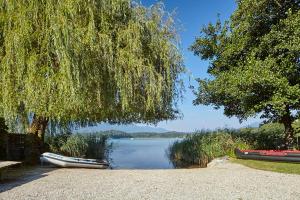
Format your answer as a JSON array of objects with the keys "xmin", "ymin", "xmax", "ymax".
[{"xmin": 108, "ymin": 138, "xmax": 181, "ymax": 169}]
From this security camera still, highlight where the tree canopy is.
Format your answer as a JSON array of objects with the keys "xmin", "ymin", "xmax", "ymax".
[
  {"xmin": 190, "ymin": 0, "xmax": 300, "ymax": 147},
  {"xmin": 0, "ymin": 0, "xmax": 184, "ymax": 129}
]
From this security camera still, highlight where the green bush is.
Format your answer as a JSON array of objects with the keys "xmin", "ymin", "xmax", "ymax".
[
  {"xmin": 292, "ymin": 120, "xmax": 300, "ymax": 137},
  {"xmin": 45, "ymin": 133, "xmax": 108, "ymax": 159},
  {"xmin": 168, "ymin": 131, "xmax": 252, "ymax": 168},
  {"xmin": 45, "ymin": 132, "xmax": 72, "ymax": 154},
  {"xmin": 60, "ymin": 135, "xmax": 88, "ymax": 157},
  {"xmin": 236, "ymin": 123, "xmax": 285, "ymax": 149}
]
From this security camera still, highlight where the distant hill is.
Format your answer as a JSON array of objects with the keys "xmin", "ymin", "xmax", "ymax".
[
  {"xmin": 82, "ymin": 130, "xmax": 188, "ymax": 139},
  {"xmin": 75, "ymin": 123, "xmax": 170, "ymax": 133}
]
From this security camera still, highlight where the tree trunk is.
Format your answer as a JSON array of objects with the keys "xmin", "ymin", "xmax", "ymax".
[
  {"xmin": 281, "ymin": 107, "xmax": 294, "ymax": 149},
  {"xmin": 28, "ymin": 114, "xmax": 49, "ymax": 141},
  {"xmin": 26, "ymin": 114, "xmax": 49, "ymax": 163}
]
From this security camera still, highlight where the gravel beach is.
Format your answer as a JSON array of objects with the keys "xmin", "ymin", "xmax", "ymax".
[{"xmin": 1, "ymin": 161, "xmax": 300, "ymax": 200}]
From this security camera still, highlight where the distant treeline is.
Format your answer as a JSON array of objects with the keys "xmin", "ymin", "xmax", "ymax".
[{"xmin": 83, "ymin": 130, "xmax": 189, "ymax": 139}]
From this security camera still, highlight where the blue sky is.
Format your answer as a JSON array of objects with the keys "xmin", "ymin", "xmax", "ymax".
[{"xmin": 140, "ymin": 0, "xmax": 261, "ymax": 132}]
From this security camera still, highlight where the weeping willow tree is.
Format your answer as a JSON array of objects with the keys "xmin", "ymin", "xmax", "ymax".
[{"xmin": 0, "ymin": 0, "xmax": 184, "ymax": 142}]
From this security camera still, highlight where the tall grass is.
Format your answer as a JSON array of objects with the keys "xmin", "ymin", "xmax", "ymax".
[
  {"xmin": 85, "ymin": 134, "xmax": 108, "ymax": 159},
  {"xmin": 168, "ymin": 131, "xmax": 251, "ymax": 168},
  {"xmin": 60, "ymin": 134, "xmax": 88, "ymax": 157},
  {"xmin": 45, "ymin": 132, "xmax": 71, "ymax": 154},
  {"xmin": 45, "ymin": 133, "xmax": 109, "ymax": 160}
]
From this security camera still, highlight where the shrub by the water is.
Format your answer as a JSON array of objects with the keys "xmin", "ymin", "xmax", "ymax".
[
  {"xmin": 60, "ymin": 134, "xmax": 88, "ymax": 157},
  {"xmin": 85, "ymin": 134, "xmax": 108, "ymax": 159},
  {"xmin": 168, "ymin": 131, "xmax": 251, "ymax": 168},
  {"xmin": 45, "ymin": 132, "xmax": 72, "ymax": 154},
  {"xmin": 45, "ymin": 133, "xmax": 108, "ymax": 159},
  {"xmin": 236, "ymin": 123, "xmax": 285, "ymax": 150}
]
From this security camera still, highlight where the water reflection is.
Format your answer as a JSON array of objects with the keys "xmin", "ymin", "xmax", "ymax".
[{"xmin": 108, "ymin": 138, "xmax": 181, "ymax": 169}]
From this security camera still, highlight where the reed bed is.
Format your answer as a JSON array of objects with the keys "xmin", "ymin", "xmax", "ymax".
[
  {"xmin": 46, "ymin": 133, "xmax": 108, "ymax": 159},
  {"xmin": 168, "ymin": 131, "xmax": 251, "ymax": 168}
]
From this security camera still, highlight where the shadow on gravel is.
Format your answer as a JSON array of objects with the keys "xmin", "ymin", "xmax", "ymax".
[{"xmin": 0, "ymin": 166, "xmax": 57, "ymax": 193}]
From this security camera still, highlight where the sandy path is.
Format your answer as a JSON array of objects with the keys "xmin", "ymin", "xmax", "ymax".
[{"xmin": 1, "ymin": 161, "xmax": 300, "ymax": 200}]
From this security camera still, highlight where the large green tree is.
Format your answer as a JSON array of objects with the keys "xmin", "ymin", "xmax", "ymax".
[
  {"xmin": 190, "ymin": 0, "xmax": 300, "ymax": 148},
  {"xmin": 0, "ymin": 0, "xmax": 184, "ymax": 141}
]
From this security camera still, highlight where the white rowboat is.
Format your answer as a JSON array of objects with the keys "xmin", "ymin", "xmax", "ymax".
[{"xmin": 40, "ymin": 152, "xmax": 109, "ymax": 169}]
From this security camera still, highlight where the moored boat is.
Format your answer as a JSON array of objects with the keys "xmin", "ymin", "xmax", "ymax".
[
  {"xmin": 40, "ymin": 152, "xmax": 109, "ymax": 169},
  {"xmin": 234, "ymin": 148, "xmax": 300, "ymax": 162}
]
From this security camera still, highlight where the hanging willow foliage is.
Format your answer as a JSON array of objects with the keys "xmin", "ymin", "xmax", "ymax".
[{"xmin": 0, "ymin": 0, "xmax": 184, "ymax": 126}]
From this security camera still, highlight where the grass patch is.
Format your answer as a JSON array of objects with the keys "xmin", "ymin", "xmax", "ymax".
[{"xmin": 231, "ymin": 158, "xmax": 300, "ymax": 175}]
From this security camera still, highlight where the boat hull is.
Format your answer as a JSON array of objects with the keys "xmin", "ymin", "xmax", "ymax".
[
  {"xmin": 40, "ymin": 153, "xmax": 109, "ymax": 169},
  {"xmin": 234, "ymin": 149, "xmax": 300, "ymax": 162}
]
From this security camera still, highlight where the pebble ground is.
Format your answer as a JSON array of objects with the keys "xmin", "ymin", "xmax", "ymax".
[{"xmin": 1, "ymin": 161, "xmax": 300, "ymax": 200}]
